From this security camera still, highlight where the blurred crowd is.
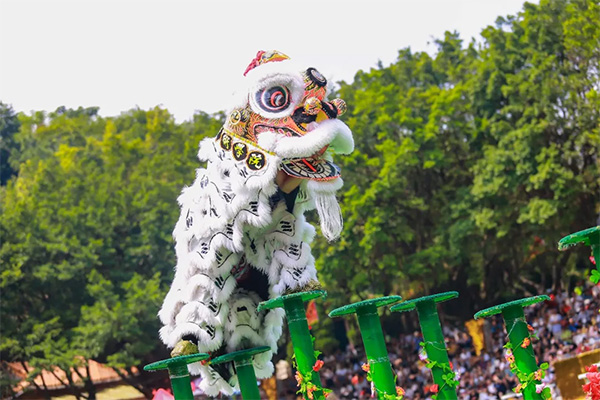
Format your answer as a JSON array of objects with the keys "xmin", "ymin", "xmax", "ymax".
[{"xmin": 276, "ymin": 281, "xmax": 599, "ymax": 399}]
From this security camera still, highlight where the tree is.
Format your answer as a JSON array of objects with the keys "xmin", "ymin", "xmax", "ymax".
[
  {"xmin": 0, "ymin": 102, "xmax": 21, "ymax": 185},
  {"xmin": 0, "ymin": 106, "xmax": 223, "ymax": 398}
]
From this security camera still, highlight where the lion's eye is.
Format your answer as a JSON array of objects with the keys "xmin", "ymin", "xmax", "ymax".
[{"xmin": 256, "ymin": 86, "xmax": 291, "ymax": 112}]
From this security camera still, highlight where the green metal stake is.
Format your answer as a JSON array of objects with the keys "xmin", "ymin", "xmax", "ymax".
[
  {"xmin": 210, "ymin": 346, "xmax": 271, "ymax": 400},
  {"xmin": 475, "ymin": 295, "xmax": 550, "ymax": 400},
  {"xmin": 391, "ymin": 292, "xmax": 459, "ymax": 400},
  {"xmin": 258, "ymin": 290, "xmax": 327, "ymax": 400},
  {"xmin": 144, "ymin": 353, "xmax": 209, "ymax": 400},
  {"xmin": 329, "ymin": 296, "xmax": 402, "ymax": 399},
  {"xmin": 558, "ymin": 226, "xmax": 600, "ymax": 283}
]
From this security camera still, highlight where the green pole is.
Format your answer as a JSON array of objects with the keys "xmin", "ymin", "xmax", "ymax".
[
  {"xmin": 502, "ymin": 305, "xmax": 542, "ymax": 400},
  {"xmin": 258, "ymin": 290, "xmax": 327, "ymax": 400},
  {"xmin": 144, "ymin": 353, "xmax": 210, "ymax": 400},
  {"xmin": 391, "ymin": 292, "xmax": 458, "ymax": 400},
  {"xmin": 417, "ymin": 300, "xmax": 456, "ymax": 399},
  {"xmin": 329, "ymin": 296, "xmax": 402, "ymax": 399},
  {"xmin": 474, "ymin": 295, "xmax": 550, "ymax": 400},
  {"xmin": 285, "ymin": 296, "xmax": 324, "ymax": 398},
  {"xmin": 210, "ymin": 346, "xmax": 271, "ymax": 400},
  {"xmin": 356, "ymin": 305, "xmax": 397, "ymax": 396},
  {"xmin": 235, "ymin": 358, "xmax": 261, "ymax": 400}
]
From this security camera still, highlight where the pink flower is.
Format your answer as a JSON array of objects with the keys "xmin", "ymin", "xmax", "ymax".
[
  {"xmin": 313, "ymin": 360, "xmax": 324, "ymax": 372},
  {"xmin": 588, "ymin": 370, "xmax": 600, "ymax": 385},
  {"xmin": 361, "ymin": 363, "xmax": 370, "ymax": 372},
  {"xmin": 396, "ymin": 386, "xmax": 405, "ymax": 396},
  {"xmin": 536, "ymin": 383, "xmax": 546, "ymax": 393},
  {"xmin": 430, "ymin": 384, "xmax": 439, "ymax": 394},
  {"xmin": 418, "ymin": 349, "xmax": 428, "ymax": 361},
  {"xmin": 587, "ymin": 365, "xmax": 599, "ymax": 373},
  {"xmin": 454, "ymin": 370, "xmax": 461, "ymax": 381},
  {"xmin": 534, "ymin": 369, "xmax": 543, "ymax": 380},
  {"xmin": 521, "ymin": 338, "xmax": 531, "ymax": 348}
]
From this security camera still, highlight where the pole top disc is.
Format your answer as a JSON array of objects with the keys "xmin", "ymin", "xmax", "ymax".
[
  {"xmin": 390, "ymin": 291, "xmax": 459, "ymax": 313},
  {"xmin": 558, "ymin": 226, "xmax": 599, "ymax": 251},
  {"xmin": 257, "ymin": 290, "xmax": 326, "ymax": 311},
  {"xmin": 144, "ymin": 353, "xmax": 210, "ymax": 371},
  {"xmin": 210, "ymin": 346, "xmax": 271, "ymax": 365},
  {"xmin": 329, "ymin": 295, "xmax": 402, "ymax": 318},
  {"xmin": 474, "ymin": 295, "xmax": 550, "ymax": 320}
]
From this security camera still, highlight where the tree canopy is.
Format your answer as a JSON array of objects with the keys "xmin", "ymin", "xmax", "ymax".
[
  {"xmin": 314, "ymin": 0, "xmax": 599, "ymax": 317},
  {"xmin": 1, "ymin": 0, "xmax": 598, "ymax": 398}
]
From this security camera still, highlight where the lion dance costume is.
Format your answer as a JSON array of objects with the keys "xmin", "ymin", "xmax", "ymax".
[{"xmin": 158, "ymin": 50, "xmax": 354, "ymax": 396}]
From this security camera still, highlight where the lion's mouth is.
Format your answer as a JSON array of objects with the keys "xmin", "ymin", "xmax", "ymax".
[
  {"xmin": 254, "ymin": 124, "xmax": 342, "ymax": 182},
  {"xmin": 281, "ymin": 150, "xmax": 341, "ymax": 181}
]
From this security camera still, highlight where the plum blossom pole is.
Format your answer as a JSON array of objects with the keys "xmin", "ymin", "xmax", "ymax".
[
  {"xmin": 475, "ymin": 296, "xmax": 551, "ymax": 400},
  {"xmin": 391, "ymin": 292, "xmax": 459, "ymax": 400},
  {"xmin": 210, "ymin": 346, "xmax": 271, "ymax": 400},
  {"xmin": 329, "ymin": 296, "xmax": 403, "ymax": 399},
  {"xmin": 258, "ymin": 290, "xmax": 327, "ymax": 400},
  {"xmin": 144, "ymin": 353, "xmax": 209, "ymax": 400}
]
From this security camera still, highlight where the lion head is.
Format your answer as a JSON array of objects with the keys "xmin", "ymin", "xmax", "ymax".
[{"xmin": 213, "ymin": 50, "xmax": 354, "ymax": 240}]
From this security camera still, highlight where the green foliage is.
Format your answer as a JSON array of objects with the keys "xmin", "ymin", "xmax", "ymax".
[
  {"xmin": 0, "ymin": 102, "xmax": 21, "ymax": 185},
  {"xmin": 0, "ymin": 106, "xmax": 222, "ymax": 396},
  {"xmin": 590, "ymin": 269, "xmax": 600, "ymax": 284}
]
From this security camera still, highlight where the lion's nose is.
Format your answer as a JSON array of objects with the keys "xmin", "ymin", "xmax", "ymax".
[{"xmin": 303, "ymin": 97, "xmax": 347, "ymax": 123}]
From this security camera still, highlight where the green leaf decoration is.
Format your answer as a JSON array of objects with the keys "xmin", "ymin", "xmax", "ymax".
[
  {"xmin": 542, "ymin": 387, "xmax": 551, "ymax": 399},
  {"xmin": 590, "ymin": 270, "xmax": 600, "ymax": 284}
]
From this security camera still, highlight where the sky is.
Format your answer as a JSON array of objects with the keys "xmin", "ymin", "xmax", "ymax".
[{"xmin": 0, "ymin": 0, "xmax": 535, "ymax": 122}]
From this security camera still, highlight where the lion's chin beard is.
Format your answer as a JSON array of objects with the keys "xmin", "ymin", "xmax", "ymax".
[{"xmin": 314, "ymin": 191, "xmax": 343, "ymax": 242}]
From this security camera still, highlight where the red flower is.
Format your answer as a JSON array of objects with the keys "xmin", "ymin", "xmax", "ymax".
[
  {"xmin": 583, "ymin": 380, "xmax": 600, "ymax": 400},
  {"xmin": 396, "ymin": 386, "xmax": 405, "ymax": 396},
  {"xmin": 313, "ymin": 360, "xmax": 324, "ymax": 372},
  {"xmin": 527, "ymin": 324, "xmax": 535, "ymax": 332},
  {"xmin": 430, "ymin": 384, "xmax": 439, "ymax": 393},
  {"xmin": 449, "ymin": 361, "xmax": 454, "ymax": 370},
  {"xmin": 521, "ymin": 338, "xmax": 531, "ymax": 348}
]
